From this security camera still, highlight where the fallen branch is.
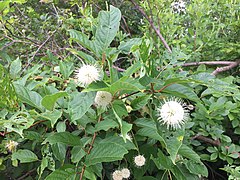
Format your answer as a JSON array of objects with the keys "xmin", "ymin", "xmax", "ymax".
[
  {"xmin": 130, "ymin": 0, "xmax": 172, "ymax": 53},
  {"xmin": 182, "ymin": 60, "xmax": 240, "ymax": 76},
  {"xmin": 192, "ymin": 134, "xmax": 240, "ymax": 158},
  {"xmin": 192, "ymin": 134, "xmax": 221, "ymax": 146},
  {"xmin": 211, "ymin": 60, "xmax": 240, "ymax": 76}
]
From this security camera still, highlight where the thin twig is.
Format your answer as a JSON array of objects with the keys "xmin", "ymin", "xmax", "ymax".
[
  {"xmin": 130, "ymin": 0, "xmax": 172, "ymax": 53},
  {"xmin": 22, "ymin": 29, "xmax": 58, "ymax": 73},
  {"xmin": 80, "ymin": 115, "xmax": 102, "ymax": 180}
]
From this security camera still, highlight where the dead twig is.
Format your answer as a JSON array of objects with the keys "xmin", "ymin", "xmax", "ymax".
[{"xmin": 130, "ymin": 0, "xmax": 172, "ymax": 53}]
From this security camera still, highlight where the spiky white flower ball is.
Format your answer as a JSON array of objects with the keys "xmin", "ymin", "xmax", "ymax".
[
  {"xmin": 5, "ymin": 140, "xmax": 18, "ymax": 152},
  {"xmin": 75, "ymin": 64, "xmax": 100, "ymax": 86},
  {"xmin": 121, "ymin": 168, "xmax": 130, "ymax": 179},
  {"xmin": 157, "ymin": 98, "xmax": 188, "ymax": 130},
  {"xmin": 134, "ymin": 155, "xmax": 146, "ymax": 167},
  {"xmin": 94, "ymin": 91, "xmax": 112, "ymax": 109},
  {"xmin": 112, "ymin": 170, "xmax": 123, "ymax": 180}
]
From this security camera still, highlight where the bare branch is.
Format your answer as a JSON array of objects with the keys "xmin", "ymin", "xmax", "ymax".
[
  {"xmin": 130, "ymin": 0, "xmax": 172, "ymax": 53},
  {"xmin": 211, "ymin": 60, "xmax": 240, "ymax": 76}
]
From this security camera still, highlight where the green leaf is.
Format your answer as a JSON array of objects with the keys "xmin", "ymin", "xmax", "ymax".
[
  {"xmin": 151, "ymin": 150, "xmax": 173, "ymax": 170},
  {"xmin": 178, "ymin": 144, "xmax": 201, "ymax": 162},
  {"xmin": 165, "ymin": 136, "xmax": 183, "ymax": 164},
  {"xmin": 122, "ymin": 61, "xmax": 142, "ymax": 77},
  {"xmin": 10, "ymin": 58, "xmax": 22, "ymax": 79},
  {"xmin": 112, "ymin": 100, "xmax": 128, "ymax": 127},
  {"xmin": 45, "ymin": 166, "xmax": 75, "ymax": 180},
  {"xmin": 12, "ymin": 149, "xmax": 38, "ymax": 163},
  {"xmin": 41, "ymin": 91, "xmax": 68, "ymax": 111},
  {"xmin": 14, "ymin": 84, "xmax": 43, "ymax": 111},
  {"xmin": 95, "ymin": 119, "xmax": 118, "ymax": 132},
  {"xmin": 171, "ymin": 164, "xmax": 186, "ymax": 180},
  {"xmin": 40, "ymin": 110, "xmax": 62, "ymax": 128},
  {"xmin": 52, "ymin": 143, "xmax": 66, "ymax": 162},
  {"xmin": 59, "ymin": 61, "xmax": 74, "ymax": 79},
  {"xmin": 94, "ymin": 5, "xmax": 121, "ymax": 51},
  {"xmin": 163, "ymin": 84, "xmax": 200, "ymax": 102},
  {"xmin": 85, "ymin": 136, "xmax": 134, "ymax": 166},
  {"xmin": 71, "ymin": 146, "xmax": 86, "ymax": 163},
  {"xmin": 121, "ymin": 121, "xmax": 132, "ymax": 143},
  {"xmin": 131, "ymin": 94, "xmax": 151, "ymax": 110},
  {"xmin": 85, "ymin": 142, "xmax": 127, "ymax": 166},
  {"xmin": 107, "ymin": 78, "xmax": 141, "ymax": 94},
  {"xmin": 68, "ymin": 30, "xmax": 98, "ymax": 56},
  {"xmin": 66, "ymin": 48, "xmax": 96, "ymax": 63},
  {"xmin": 185, "ymin": 160, "xmax": 208, "ymax": 177},
  {"xmin": 43, "ymin": 132, "xmax": 82, "ymax": 147},
  {"xmin": 135, "ymin": 118, "xmax": 165, "ymax": 145},
  {"xmin": 68, "ymin": 92, "xmax": 95, "ymax": 122},
  {"xmin": 118, "ymin": 38, "xmax": 142, "ymax": 54}
]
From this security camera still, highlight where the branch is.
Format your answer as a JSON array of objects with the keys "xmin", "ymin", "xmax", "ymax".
[
  {"xmin": 80, "ymin": 115, "xmax": 102, "ymax": 180},
  {"xmin": 181, "ymin": 60, "xmax": 240, "ymax": 76},
  {"xmin": 22, "ymin": 29, "xmax": 58, "ymax": 73},
  {"xmin": 192, "ymin": 134, "xmax": 240, "ymax": 158},
  {"xmin": 192, "ymin": 134, "xmax": 220, "ymax": 146},
  {"xmin": 130, "ymin": 0, "xmax": 172, "ymax": 53},
  {"xmin": 182, "ymin": 61, "xmax": 236, "ymax": 67},
  {"xmin": 211, "ymin": 60, "xmax": 240, "ymax": 76}
]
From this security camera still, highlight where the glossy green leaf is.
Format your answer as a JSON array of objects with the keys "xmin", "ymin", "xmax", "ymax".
[
  {"xmin": 10, "ymin": 58, "xmax": 22, "ymax": 79},
  {"xmin": 118, "ymin": 38, "xmax": 142, "ymax": 54},
  {"xmin": 95, "ymin": 119, "xmax": 118, "ymax": 132},
  {"xmin": 94, "ymin": 5, "xmax": 121, "ymax": 51},
  {"xmin": 178, "ymin": 144, "xmax": 201, "ymax": 163},
  {"xmin": 12, "ymin": 149, "xmax": 38, "ymax": 163},
  {"xmin": 45, "ymin": 166, "xmax": 75, "ymax": 180},
  {"xmin": 40, "ymin": 110, "xmax": 62, "ymax": 128},
  {"xmin": 185, "ymin": 160, "xmax": 208, "ymax": 177},
  {"xmin": 68, "ymin": 92, "xmax": 95, "ymax": 122},
  {"xmin": 131, "ymin": 94, "xmax": 151, "ymax": 110},
  {"xmin": 71, "ymin": 146, "xmax": 86, "ymax": 163},
  {"xmin": 43, "ymin": 132, "xmax": 82, "ymax": 147},
  {"xmin": 135, "ymin": 118, "xmax": 165, "ymax": 145},
  {"xmin": 165, "ymin": 136, "xmax": 183, "ymax": 164},
  {"xmin": 41, "ymin": 91, "xmax": 68, "ymax": 111},
  {"xmin": 85, "ymin": 136, "xmax": 134, "ymax": 166},
  {"xmin": 14, "ymin": 84, "xmax": 43, "ymax": 111},
  {"xmin": 163, "ymin": 84, "xmax": 200, "ymax": 102}
]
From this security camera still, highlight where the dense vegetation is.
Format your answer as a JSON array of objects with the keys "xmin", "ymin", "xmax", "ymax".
[{"xmin": 0, "ymin": 0, "xmax": 239, "ymax": 179}]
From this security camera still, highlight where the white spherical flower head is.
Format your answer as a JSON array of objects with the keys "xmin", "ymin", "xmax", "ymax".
[
  {"xmin": 94, "ymin": 91, "xmax": 112, "ymax": 109},
  {"xmin": 75, "ymin": 64, "xmax": 100, "ymax": 86},
  {"xmin": 6, "ymin": 140, "xmax": 18, "ymax": 152},
  {"xmin": 134, "ymin": 155, "xmax": 146, "ymax": 167},
  {"xmin": 121, "ymin": 168, "xmax": 130, "ymax": 179},
  {"xmin": 112, "ymin": 170, "xmax": 123, "ymax": 180},
  {"xmin": 158, "ymin": 98, "xmax": 188, "ymax": 130}
]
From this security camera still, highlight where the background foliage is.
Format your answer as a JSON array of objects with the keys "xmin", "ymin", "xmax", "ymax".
[{"xmin": 0, "ymin": 0, "xmax": 239, "ymax": 179}]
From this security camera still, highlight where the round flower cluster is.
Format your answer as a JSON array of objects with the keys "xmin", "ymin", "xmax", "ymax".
[
  {"xmin": 75, "ymin": 64, "xmax": 101, "ymax": 87},
  {"xmin": 157, "ymin": 97, "xmax": 188, "ymax": 130},
  {"xmin": 134, "ymin": 154, "xmax": 146, "ymax": 167},
  {"xmin": 171, "ymin": 0, "xmax": 186, "ymax": 14},
  {"xmin": 112, "ymin": 168, "xmax": 130, "ymax": 180},
  {"xmin": 5, "ymin": 140, "xmax": 18, "ymax": 152},
  {"xmin": 94, "ymin": 91, "xmax": 112, "ymax": 109}
]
